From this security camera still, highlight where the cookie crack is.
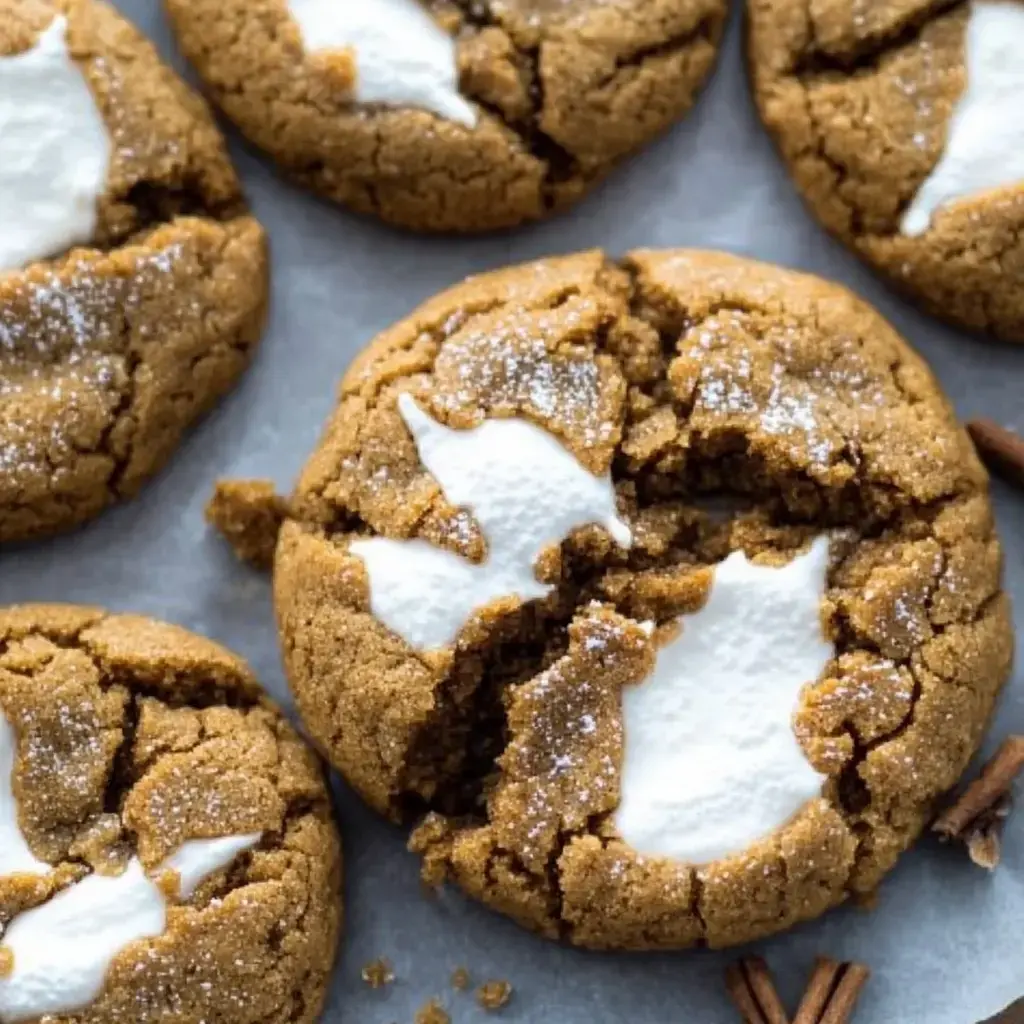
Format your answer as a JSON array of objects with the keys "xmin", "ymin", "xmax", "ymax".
[
  {"xmin": 110, "ymin": 179, "xmax": 246, "ymax": 253},
  {"xmin": 792, "ymin": 0, "xmax": 966, "ymax": 78},
  {"xmin": 449, "ymin": 5, "xmax": 721, "ymax": 202},
  {"xmin": 690, "ymin": 867, "xmax": 708, "ymax": 943},
  {"xmin": 103, "ymin": 690, "xmax": 141, "ymax": 817},
  {"xmin": 590, "ymin": 12, "xmax": 721, "ymax": 92},
  {"xmin": 837, "ymin": 578, "xmax": 1001, "ymax": 896}
]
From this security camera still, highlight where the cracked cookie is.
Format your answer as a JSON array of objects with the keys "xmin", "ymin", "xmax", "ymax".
[
  {"xmin": 272, "ymin": 249, "xmax": 1012, "ymax": 950},
  {"xmin": 162, "ymin": 0, "xmax": 728, "ymax": 233},
  {"xmin": 0, "ymin": 604, "xmax": 342, "ymax": 1024},
  {"xmin": 0, "ymin": 0, "xmax": 268, "ymax": 543},
  {"xmin": 748, "ymin": 0, "xmax": 1024, "ymax": 342}
]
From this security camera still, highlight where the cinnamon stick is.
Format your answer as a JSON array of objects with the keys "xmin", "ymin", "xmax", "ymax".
[
  {"xmin": 792, "ymin": 958, "xmax": 840, "ymax": 1024},
  {"xmin": 967, "ymin": 419, "xmax": 1024, "ymax": 488},
  {"xmin": 934, "ymin": 737, "xmax": 1024, "ymax": 837},
  {"xmin": 726, "ymin": 957, "xmax": 790, "ymax": 1024},
  {"xmin": 934, "ymin": 737, "xmax": 1024, "ymax": 869},
  {"xmin": 793, "ymin": 958, "xmax": 870, "ymax": 1024},
  {"xmin": 820, "ymin": 964, "xmax": 871, "ymax": 1024}
]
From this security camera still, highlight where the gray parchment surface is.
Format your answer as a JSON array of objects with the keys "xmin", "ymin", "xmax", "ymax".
[{"xmin": 3, "ymin": 3, "xmax": 1023, "ymax": 1022}]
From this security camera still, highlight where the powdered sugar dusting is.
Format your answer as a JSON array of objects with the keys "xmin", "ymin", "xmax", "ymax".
[
  {"xmin": 86, "ymin": 54, "xmax": 184, "ymax": 172},
  {"xmin": 432, "ymin": 310, "xmax": 617, "ymax": 454},
  {"xmin": 684, "ymin": 314, "xmax": 892, "ymax": 467},
  {"xmin": 492, "ymin": 609, "xmax": 650, "ymax": 871},
  {"xmin": 802, "ymin": 656, "xmax": 915, "ymax": 747},
  {"xmin": 0, "ymin": 241, "xmax": 186, "ymax": 481},
  {"xmin": 16, "ymin": 699, "xmax": 108, "ymax": 811},
  {"xmin": 0, "ymin": 710, "xmax": 51, "ymax": 879}
]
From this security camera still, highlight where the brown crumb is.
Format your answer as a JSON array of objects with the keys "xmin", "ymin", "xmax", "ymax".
[
  {"xmin": 0, "ymin": 948, "xmax": 13, "ymax": 979},
  {"xmin": 966, "ymin": 816, "xmax": 1007, "ymax": 871},
  {"xmin": 477, "ymin": 980, "xmax": 513, "ymax": 1012},
  {"xmin": 451, "ymin": 967, "xmax": 471, "ymax": 992},
  {"xmin": 205, "ymin": 478, "xmax": 288, "ymax": 569},
  {"xmin": 360, "ymin": 957, "xmax": 395, "ymax": 989},
  {"xmin": 415, "ymin": 998, "xmax": 450, "ymax": 1024}
]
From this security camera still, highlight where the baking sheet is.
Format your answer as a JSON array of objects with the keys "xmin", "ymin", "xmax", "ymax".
[{"xmin": 4, "ymin": 1, "xmax": 1024, "ymax": 1021}]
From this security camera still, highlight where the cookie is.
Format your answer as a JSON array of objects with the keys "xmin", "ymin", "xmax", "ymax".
[
  {"xmin": 162, "ymin": 0, "xmax": 728, "ymax": 233},
  {"xmin": 272, "ymin": 249, "xmax": 1012, "ymax": 950},
  {"xmin": 748, "ymin": 0, "xmax": 1024, "ymax": 342},
  {"xmin": 0, "ymin": 0, "xmax": 268, "ymax": 543},
  {"xmin": 0, "ymin": 604, "xmax": 341, "ymax": 1024}
]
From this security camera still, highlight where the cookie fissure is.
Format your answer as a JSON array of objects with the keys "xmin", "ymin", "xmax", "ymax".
[
  {"xmin": 101, "ymin": 692, "xmax": 139, "ymax": 819},
  {"xmin": 450, "ymin": 3, "xmax": 723, "ymax": 197},
  {"xmin": 590, "ymin": 11, "xmax": 722, "ymax": 91},
  {"xmin": 397, "ymin": 594, "xmax": 579, "ymax": 819},
  {"xmin": 793, "ymin": 0, "xmax": 966, "ymax": 76},
  {"xmin": 95, "ymin": 341, "xmax": 140, "ymax": 503},
  {"xmin": 447, "ymin": 16, "xmax": 584, "ymax": 200},
  {"xmin": 117, "ymin": 179, "xmax": 244, "ymax": 247}
]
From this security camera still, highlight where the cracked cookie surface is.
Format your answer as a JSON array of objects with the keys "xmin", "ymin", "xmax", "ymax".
[
  {"xmin": 748, "ymin": 0, "xmax": 1024, "ymax": 342},
  {"xmin": 163, "ymin": 0, "xmax": 727, "ymax": 233},
  {"xmin": 273, "ymin": 249, "xmax": 1011, "ymax": 950},
  {"xmin": 0, "ymin": 0, "xmax": 268, "ymax": 543},
  {"xmin": 0, "ymin": 604, "xmax": 342, "ymax": 1024}
]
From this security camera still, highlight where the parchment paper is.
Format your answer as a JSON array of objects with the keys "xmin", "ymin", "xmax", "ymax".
[{"xmin": 3, "ymin": 2, "xmax": 1023, "ymax": 1021}]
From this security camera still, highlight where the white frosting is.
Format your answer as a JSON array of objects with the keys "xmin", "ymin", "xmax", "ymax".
[
  {"xmin": 285, "ymin": 0, "xmax": 476, "ymax": 127},
  {"xmin": 0, "ymin": 715, "xmax": 50, "ymax": 880},
  {"xmin": 614, "ymin": 537, "xmax": 833, "ymax": 864},
  {"xmin": 901, "ymin": 1, "xmax": 1024, "ymax": 236},
  {"xmin": 351, "ymin": 394, "xmax": 631, "ymax": 652},
  {"xmin": 0, "ymin": 833, "xmax": 261, "ymax": 1022},
  {"xmin": 0, "ymin": 17, "xmax": 111, "ymax": 273}
]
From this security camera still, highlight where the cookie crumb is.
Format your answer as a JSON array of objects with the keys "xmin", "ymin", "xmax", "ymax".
[
  {"xmin": 477, "ymin": 980, "xmax": 513, "ymax": 1011},
  {"xmin": 0, "ymin": 949, "xmax": 13, "ymax": 979},
  {"xmin": 450, "ymin": 967, "xmax": 471, "ymax": 991},
  {"xmin": 205, "ymin": 478, "xmax": 288, "ymax": 569},
  {"xmin": 415, "ymin": 998, "xmax": 450, "ymax": 1024},
  {"xmin": 360, "ymin": 958, "xmax": 395, "ymax": 989}
]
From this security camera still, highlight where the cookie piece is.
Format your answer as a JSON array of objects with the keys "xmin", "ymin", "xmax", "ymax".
[
  {"xmin": 748, "ymin": 0, "xmax": 1024, "ymax": 342},
  {"xmin": 0, "ymin": 604, "xmax": 341, "ymax": 1024},
  {"xmin": 273, "ymin": 250, "xmax": 1012, "ymax": 950},
  {"xmin": 163, "ymin": 0, "xmax": 727, "ymax": 233},
  {"xmin": 0, "ymin": 0, "xmax": 269, "ymax": 543},
  {"xmin": 206, "ymin": 479, "xmax": 289, "ymax": 569}
]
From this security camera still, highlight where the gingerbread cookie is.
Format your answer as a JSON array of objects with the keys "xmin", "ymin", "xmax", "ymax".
[
  {"xmin": 163, "ymin": 0, "xmax": 728, "ymax": 233},
  {"xmin": 748, "ymin": 0, "xmax": 1024, "ymax": 342},
  {"xmin": 0, "ymin": 604, "xmax": 341, "ymax": 1024},
  {"xmin": 271, "ymin": 249, "xmax": 1011, "ymax": 950},
  {"xmin": 0, "ymin": 0, "xmax": 268, "ymax": 543}
]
